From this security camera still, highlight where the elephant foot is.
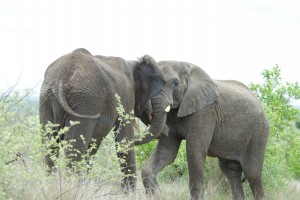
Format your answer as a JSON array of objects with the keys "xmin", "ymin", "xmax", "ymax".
[
  {"xmin": 142, "ymin": 167, "xmax": 162, "ymax": 199},
  {"xmin": 121, "ymin": 176, "xmax": 136, "ymax": 193},
  {"xmin": 145, "ymin": 188, "xmax": 162, "ymax": 200}
]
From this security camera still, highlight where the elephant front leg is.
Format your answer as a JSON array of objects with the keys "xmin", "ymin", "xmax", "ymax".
[
  {"xmin": 186, "ymin": 129, "xmax": 213, "ymax": 200},
  {"xmin": 141, "ymin": 136, "xmax": 182, "ymax": 199},
  {"xmin": 186, "ymin": 149, "xmax": 206, "ymax": 200},
  {"xmin": 186, "ymin": 112, "xmax": 215, "ymax": 200},
  {"xmin": 115, "ymin": 124, "xmax": 137, "ymax": 193}
]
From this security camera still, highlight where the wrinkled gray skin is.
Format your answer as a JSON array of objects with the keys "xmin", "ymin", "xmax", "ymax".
[
  {"xmin": 135, "ymin": 59, "xmax": 269, "ymax": 200},
  {"xmin": 39, "ymin": 48, "xmax": 166, "ymax": 191}
]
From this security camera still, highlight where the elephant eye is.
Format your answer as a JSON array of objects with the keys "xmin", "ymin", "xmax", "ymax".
[{"xmin": 173, "ymin": 80, "xmax": 179, "ymax": 89}]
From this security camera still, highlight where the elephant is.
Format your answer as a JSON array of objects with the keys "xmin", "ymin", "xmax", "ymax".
[
  {"xmin": 39, "ymin": 48, "xmax": 167, "ymax": 190},
  {"xmin": 134, "ymin": 59, "xmax": 269, "ymax": 200}
]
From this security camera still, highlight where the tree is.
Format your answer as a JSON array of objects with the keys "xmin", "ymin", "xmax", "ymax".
[{"xmin": 250, "ymin": 65, "xmax": 300, "ymax": 137}]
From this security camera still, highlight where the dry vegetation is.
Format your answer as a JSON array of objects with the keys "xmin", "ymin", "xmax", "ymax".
[{"xmin": 10, "ymin": 171, "xmax": 300, "ymax": 200}]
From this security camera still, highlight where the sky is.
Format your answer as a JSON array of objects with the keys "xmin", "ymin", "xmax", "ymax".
[{"xmin": 0, "ymin": 0, "xmax": 300, "ymax": 104}]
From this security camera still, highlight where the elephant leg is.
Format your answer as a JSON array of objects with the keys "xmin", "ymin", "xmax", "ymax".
[
  {"xmin": 241, "ymin": 142, "xmax": 266, "ymax": 200},
  {"xmin": 186, "ymin": 129, "xmax": 214, "ymax": 199},
  {"xmin": 115, "ymin": 122, "xmax": 137, "ymax": 192},
  {"xmin": 247, "ymin": 177, "xmax": 264, "ymax": 200},
  {"xmin": 142, "ymin": 136, "xmax": 182, "ymax": 199},
  {"xmin": 63, "ymin": 116, "xmax": 98, "ymax": 169},
  {"xmin": 40, "ymin": 100, "xmax": 61, "ymax": 173},
  {"xmin": 86, "ymin": 117, "xmax": 116, "ymax": 168},
  {"xmin": 185, "ymin": 110, "xmax": 216, "ymax": 200},
  {"xmin": 242, "ymin": 160, "xmax": 265, "ymax": 199},
  {"xmin": 218, "ymin": 159, "xmax": 245, "ymax": 200},
  {"xmin": 186, "ymin": 148, "xmax": 206, "ymax": 200}
]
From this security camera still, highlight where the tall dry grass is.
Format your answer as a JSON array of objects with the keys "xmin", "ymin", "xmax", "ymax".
[{"xmin": 10, "ymin": 172, "xmax": 300, "ymax": 200}]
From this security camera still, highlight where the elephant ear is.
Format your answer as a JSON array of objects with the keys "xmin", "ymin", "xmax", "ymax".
[
  {"xmin": 177, "ymin": 65, "xmax": 219, "ymax": 118},
  {"xmin": 134, "ymin": 55, "xmax": 166, "ymax": 115}
]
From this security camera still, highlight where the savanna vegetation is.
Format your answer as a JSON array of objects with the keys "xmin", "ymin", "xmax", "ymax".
[{"xmin": 0, "ymin": 66, "xmax": 299, "ymax": 199}]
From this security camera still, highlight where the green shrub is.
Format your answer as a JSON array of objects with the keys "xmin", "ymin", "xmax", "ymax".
[
  {"xmin": 0, "ymin": 90, "xmax": 137, "ymax": 199},
  {"xmin": 286, "ymin": 127, "xmax": 300, "ymax": 178},
  {"xmin": 296, "ymin": 121, "xmax": 300, "ymax": 129},
  {"xmin": 135, "ymin": 139, "xmax": 157, "ymax": 168},
  {"xmin": 0, "ymin": 88, "xmax": 39, "ymax": 199},
  {"xmin": 249, "ymin": 65, "xmax": 300, "ymax": 191}
]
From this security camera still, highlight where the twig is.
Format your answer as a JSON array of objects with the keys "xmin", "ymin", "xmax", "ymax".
[
  {"xmin": 0, "ymin": 77, "xmax": 20, "ymax": 101},
  {"xmin": 41, "ymin": 187, "xmax": 49, "ymax": 200},
  {"xmin": 55, "ymin": 182, "xmax": 91, "ymax": 200},
  {"xmin": 5, "ymin": 148, "xmax": 28, "ymax": 165},
  {"xmin": 58, "ymin": 168, "xmax": 63, "ymax": 200},
  {"xmin": 0, "ymin": 80, "xmax": 39, "ymax": 118},
  {"xmin": 94, "ymin": 190, "xmax": 123, "ymax": 198},
  {"xmin": 91, "ymin": 181, "xmax": 110, "ymax": 198}
]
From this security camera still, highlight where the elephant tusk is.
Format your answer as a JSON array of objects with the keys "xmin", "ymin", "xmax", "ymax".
[
  {"xmin": 133, "ymin": 119, "xmax": 140, "ymax": 132},
  {"xmin": 147, "ymin": 114, "xmax": 153, "ymax": 123},
  {"xmin": 165, "ymin": 105, "xmax": 171, "ymax": 112}
]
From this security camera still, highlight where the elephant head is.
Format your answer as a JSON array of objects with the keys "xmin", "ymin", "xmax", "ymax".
[
  {"xmin": 133, "ymin": 55, "xmax": 167, "ymax": 116},
  {"xmin": 135, "ymin": 60, "xmax": 219, "ymax": 145}
]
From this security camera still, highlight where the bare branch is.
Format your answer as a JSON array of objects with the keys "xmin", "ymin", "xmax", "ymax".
[{"xmin": 5, "ymin": 148, "xmax": 28, "ymax": 165}]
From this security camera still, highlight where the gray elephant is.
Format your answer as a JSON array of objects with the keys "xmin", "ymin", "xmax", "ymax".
[
  {"xmin": 134, "ymin": 59, "xmax": 269, "ymax": 200},
  {"xmin": 39, "ymin": 48, "xmax": 166, "ymax": 190}
]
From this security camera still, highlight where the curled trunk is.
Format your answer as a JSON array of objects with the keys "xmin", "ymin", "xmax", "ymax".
[{"xmin": 134, "ymin": 95, "xmax": 169, "ymax": 145}]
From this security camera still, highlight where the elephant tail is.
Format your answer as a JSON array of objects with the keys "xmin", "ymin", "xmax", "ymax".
[{"xmin": 57, "ymin": 80, "xmax": 100, "ymax": 119}]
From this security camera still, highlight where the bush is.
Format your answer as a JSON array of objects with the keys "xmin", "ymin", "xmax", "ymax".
[
  {"xmin": 0, "ymin": 90, "xmax": 136, "ymax": 199},
  {"xmin": 0, "ymin": 88, "xmax": 40, "ymax": 199},
  {"xmin": 249, "ymin": 65, "xmax": 300, "ymax": 189},
  {"xmin": 296, "ymin": 121, "xmax": 300, "ymax": 129}
]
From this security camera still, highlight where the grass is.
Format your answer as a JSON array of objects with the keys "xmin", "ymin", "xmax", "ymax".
[
  {"xmin": 9, "ymin": 175, "xmax": 188, "ymax": 200},
  {"xmin": 4, "ymin": 132, "xmax": 300, "ymax": 200},
  {"xmin": 7, "ymin": 167, "xmax": 300, "ymax": 200}
]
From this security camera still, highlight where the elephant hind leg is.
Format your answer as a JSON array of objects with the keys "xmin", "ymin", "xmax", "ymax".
[
  {"xmin": 218, "ymin": 159, "xmax": 245, "ymax": 200},
  {"xmin": 242, "ymin": 163, "xmax": 264, "ymax": 200},
  {"xmin": 242, "ymin": 144, "xmax": 266, "ymax": 200},
  {"xmin": 113, "ymin": 120, "xmax": 137, "ymax": 193},
  {"xmin": 63, "ymin": 116, "xmax": 99, "ymax": 169},
  {"xmin": 40, "ymin": 99, "xmax": 61, "ymax": 173},
  {"xmin": 247, "ymin": 176, "xmax": 264, "ymax": 200}
]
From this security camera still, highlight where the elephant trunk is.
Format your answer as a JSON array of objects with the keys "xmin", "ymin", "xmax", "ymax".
[{"xmin": 134, "ymin": 93, "xmax": 171, "ymax": 145}]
